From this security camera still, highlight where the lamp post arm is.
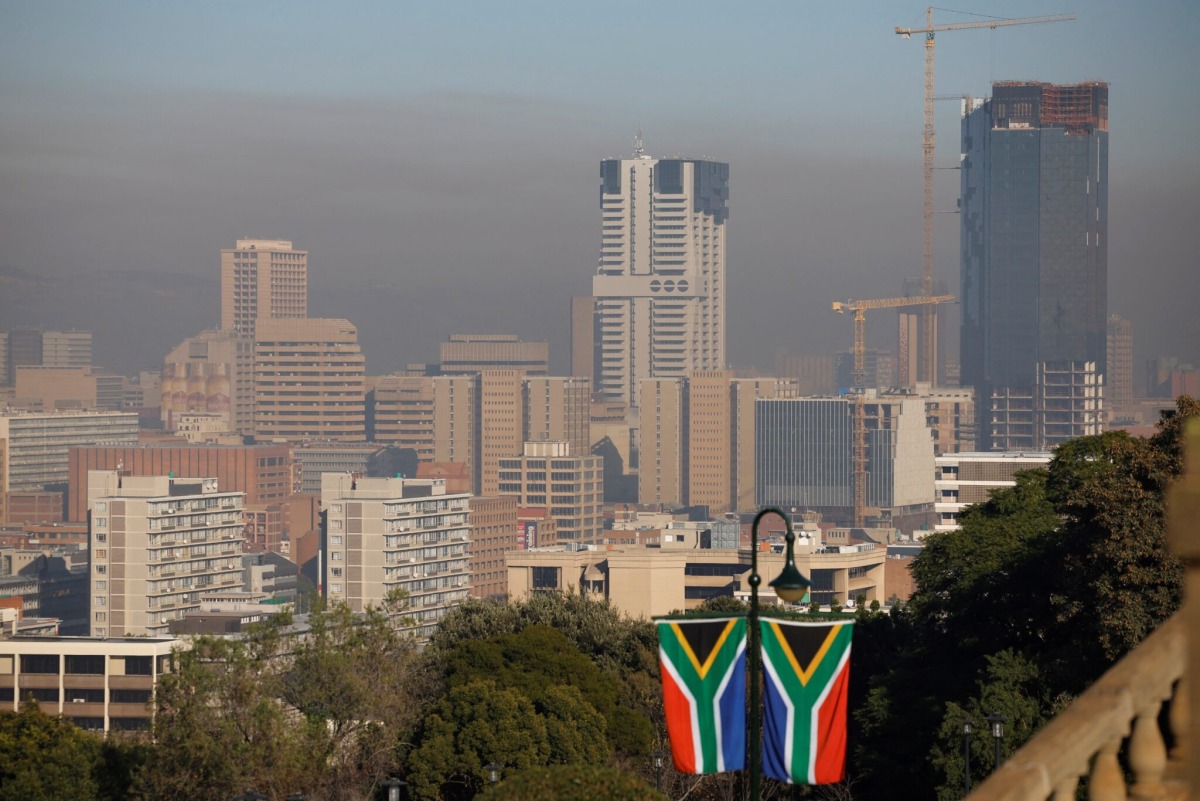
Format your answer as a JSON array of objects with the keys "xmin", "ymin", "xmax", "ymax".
[{"xmin": 748, "ymin": 509, "xmax": 763, "ymax": 801}]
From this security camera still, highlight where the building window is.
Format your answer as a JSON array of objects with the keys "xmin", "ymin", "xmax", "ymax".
[
  {"xmin": 111, "ymin": 689, "xmax": 152, "ymax": 704},
  {"xmin": 531, "ymin": 567, "xmax": 559, "ymax": 591},
  {"xmin": 19, "ymin": 654, "xmax": 59, "ymax": 674},
  {"xmin": 65, "ymin": 655, "xmax": 105, "ymax": 675},
  {"xmin": 124, "ymin": 656, "xmax": 153, "ymax": 676}
]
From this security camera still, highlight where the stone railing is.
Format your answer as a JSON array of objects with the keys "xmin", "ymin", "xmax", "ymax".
[{"xmin": 968, "ymin": 418, "xmax": 1200, "ymax": 801}]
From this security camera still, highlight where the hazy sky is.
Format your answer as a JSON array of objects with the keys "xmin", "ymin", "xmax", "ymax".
[{"xmin": 2, "ymin": 1, "xmax": 1197, "ymax": 374}]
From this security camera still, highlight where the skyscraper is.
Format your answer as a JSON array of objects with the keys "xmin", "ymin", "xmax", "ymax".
[
  {"xmin": 220, "ymin": 239, "xmax": 308, "ymax": 339},
  {"xmin": 961, "ymin": 82, "xmax": 1108, "ymax": 450},
  {"xmin": 592, "ymin": 139, "xmax": 729, "ymax": 407}
]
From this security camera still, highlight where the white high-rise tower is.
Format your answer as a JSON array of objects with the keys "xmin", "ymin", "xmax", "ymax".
[{"xmin": 591, "ymin": 138, "xmax": 729, "ymax": 408}]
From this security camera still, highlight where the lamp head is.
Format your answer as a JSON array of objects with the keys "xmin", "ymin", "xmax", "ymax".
[{"xmin": 769, "ymin": 561, "xmax": 811, "ymax": 604}]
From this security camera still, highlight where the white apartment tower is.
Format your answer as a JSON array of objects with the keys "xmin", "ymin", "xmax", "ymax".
[
  {"xmin": 88, "ymin": 471, "xmax": 246, "ymax": 637},
  {"xmin": 320, "ymin": 475, "xmax": 471, "ymax": 641},
  {"xmin": 592, "ymin": 139, "xmax": 729, "ymax": 407}
]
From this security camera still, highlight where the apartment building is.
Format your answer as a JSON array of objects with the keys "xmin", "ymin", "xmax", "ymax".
[
  {"xmin": 320, "ymin": 475, "xmax": 471, "ymax": 641},
  {"xmin": 496, "ymin": 441, "xmax": 603, "ymax": 546},
  {"xmin": 220, "ymin": 239, "xmax": 308, "ymax": 339},
  {"xmin": 88, "ymin": 472, "xmax": 246, "ymax": 637}
]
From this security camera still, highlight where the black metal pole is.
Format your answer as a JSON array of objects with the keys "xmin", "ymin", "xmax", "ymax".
[
  {"xmin": 963, "ymin": 732, "xmax": 970, "ymax": 797},
  {"xmin": 748, "ymin": 509, "xmax": 765, "ymax": 801},
  {"xmin": 993, "ymin": 735, "xmax": 1001, "ymax": 772}
]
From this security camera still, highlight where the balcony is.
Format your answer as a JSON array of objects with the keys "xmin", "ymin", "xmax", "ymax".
[{"xmin": 966, "ymin": 426, "xmax": 1200, "ymax": 801}]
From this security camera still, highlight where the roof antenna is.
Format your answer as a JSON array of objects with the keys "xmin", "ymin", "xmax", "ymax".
[{"xmin": 633, "ymin": 128, "xmax": 646, "ymax": 158}]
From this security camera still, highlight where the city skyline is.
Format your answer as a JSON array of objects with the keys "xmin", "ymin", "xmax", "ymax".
[{"xmin": 2, "ymin": 2, "xmax": 1197, "ymax": 376}]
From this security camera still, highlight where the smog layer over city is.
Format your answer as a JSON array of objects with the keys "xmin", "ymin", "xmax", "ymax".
[{"xmin": 1, "ymin": 3, "xmax": 1199, "ymax": 801}]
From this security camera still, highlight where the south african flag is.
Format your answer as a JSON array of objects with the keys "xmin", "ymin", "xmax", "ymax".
[
  {"xmin": 657, "ymin": 617, "xmax": 748, "ymax": 774},
  {"xmin": 760, "ymin": 618, "xmax": 853, "ymax": 784}
]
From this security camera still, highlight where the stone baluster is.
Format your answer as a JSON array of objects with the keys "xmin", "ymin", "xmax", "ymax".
[
  {"xmin": 1167, "ymin": 417, "xmax": 1200, "ymax": 796},
  {"xmin": 1051, "ymin": 773, "xmax": 1079, "ymax": 801},
  {"xmin": 1168, "ymin": 676, "xmax": 1188, "ymax": 767},
  {"xmin": 1088, "ymin": 738, "xmax": 1127, "ymax": 801},
  {"xmin": 1128, "ymin": 702, "xmax": 1167, "ymax": 799}
]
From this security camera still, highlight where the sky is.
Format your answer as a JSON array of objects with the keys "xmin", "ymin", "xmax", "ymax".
[{"xmin": 1, "ymin": 0, "xmax": 1197, "ymax": 375}]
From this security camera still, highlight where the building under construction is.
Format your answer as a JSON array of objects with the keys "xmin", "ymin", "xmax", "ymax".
[{"xmin": 960, "ymin": 81, "xmax": 1109, "ymax": 451}]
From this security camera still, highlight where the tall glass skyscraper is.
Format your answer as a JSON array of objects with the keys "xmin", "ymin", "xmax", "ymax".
[
  {"xmin": 591, "ymin": 139, "xmax": 729, "ymax": 408},
  {"xmin": 960, "ymin": 82, "xmax": 1108, "ymax": 450}
]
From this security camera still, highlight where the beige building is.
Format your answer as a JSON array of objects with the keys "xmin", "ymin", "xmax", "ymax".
[
  {"xmin": 882, "ymin": 384, "xmax": 976, "ymax": 456},
  {"xmin": 570, "ymin": 296, "xmax": 596, "ymax": 383},
  {"xmin": 220, "ymin": 238, "xmax": 308, "ymax": 339},
  {"xmin": 592, "ymin": 150, "xmax": 729, "ymax": 408},
  {"xmin": 371, "ymin": 373, "xmax": 590, "ymax": 498},
  {"xmin": 639, "ymin": 374, "xmax": 797, "ymax": 513},
  {"xmin": 40, "ymin": 330, "xmax": 93, "ymax": 370},
  {"xmin": 497, "ymin": 441, "xmax": 603, "ymax": 546},
  {"xmin": 468, "ymin": 495, "xmax": 519, "ymax": 600},
  {"xmin": 507, "ymin": 538, "xmax": 886, "ymax": 619},
  {"xmin": 12, "ymin": 366, "xmax": 100, "ymax": 411},
  {"xmin": 934, "ymin": 450, "xmax": 1052, "ymax": 533},
  {"xmin": 162, "ymin": 329, "xmax": 254, "ymax": 435},
  {"xmin": 0, "ymin": 634, "xmax": 179, "ymax": 732},
  {"xmin": 88, "ymin": 471, "xmax": 246, "ymax": 637},
  {"xmin": 438, "ymin": 334, "xmax": 548, "ymax": 376},
  {"xmin": 320, "ymin": 475, "xmax": 471, "ymax": 641},
  {"xmin": 253, "ymin": 318, "xmax": 365, "ymax": 442}
]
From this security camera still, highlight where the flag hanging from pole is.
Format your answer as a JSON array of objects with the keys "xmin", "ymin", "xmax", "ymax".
[
  {"xmin": 760, "ymin": 618, "xmax": 854, "ymax": 785},
  {"xmin": 657, "ymin": 617, "xmax": 748, "ymax": 774}
]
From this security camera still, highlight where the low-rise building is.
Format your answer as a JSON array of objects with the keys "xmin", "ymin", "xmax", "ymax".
[
  {"xmin": 933, "ymin": 451, "xmax": 1052, "ymax": 533},
  {"xmin": 0, "ymin": 634, "xmax": 180, "ymax": 732}
]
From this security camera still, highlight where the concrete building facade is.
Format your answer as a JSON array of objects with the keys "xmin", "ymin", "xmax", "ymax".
[
  {"xmin": 755, "ymin": 396, "xmax": 936, "ymax": 529},
  {"xmin": 0, "ymin": 635, "xmax": 179, "ymax": 732},
  {"xmin": 162, "ymin": 329, "xmax": 255, "ymax": 435},
  {"xmin": 468, "ymin": 495, "xmax": 519, "ymax": 600},
  {"xmin": 88, "ymin": 472, "xmax": 246, "ymax": 637},
  {"xmin": 934, "ymin": 451, "xmax": 1052, "ymax": 532},
  {"xmin": 592, "ymin": 146, "xmax": 729, "ymax": 407},
  {"xmin": 497, "ymin": 441, "xmax": 602, "ymax": 546},
  {"xmin": 438, "ymin": 334, "xmax": 549, "ymax": 376},
  {"xmin": 253, "ymin": 318, "xmax": 365, "ymax": 443},
  {"xmin": 320, "ymin": 475, "xmax": 471, "ymax": 641},
  {"xmin": 220, "ymin": 238, "xmax": 308, "ymax": 339}
]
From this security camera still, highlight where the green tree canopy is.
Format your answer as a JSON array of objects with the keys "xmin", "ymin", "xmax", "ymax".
[
  {"xmin": 0, "ymin": 701, "xmax": 102, "ymax": 801},
  {"xmin": 475, "ymin": 764, "xmax": 666, "ymax": 801}
]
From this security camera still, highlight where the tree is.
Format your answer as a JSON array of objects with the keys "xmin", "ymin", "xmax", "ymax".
[
  {"xmin": 0, "ymin": 701, "xmax": 102, "ymax": 801},
  {"xmin": 475, "ymin": 764, "xmax": 666, "ymax": 801}
]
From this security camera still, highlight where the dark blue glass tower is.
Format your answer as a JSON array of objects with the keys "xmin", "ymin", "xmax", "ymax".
[{"xmin": 960, "ymin": 82, "xmax": 1108, "ymax": 450}]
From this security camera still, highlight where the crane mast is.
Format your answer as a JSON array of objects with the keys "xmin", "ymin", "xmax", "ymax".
[
  {"xmin": 894, "ymin": 8, "xmax": 1074, "ymax": 388},
  {"xmin": 833, "ymin": 295, "xmax": 955, "ymax": 528}
]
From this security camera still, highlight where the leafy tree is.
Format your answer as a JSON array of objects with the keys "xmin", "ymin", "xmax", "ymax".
[
  {"xmin": 475, "ymin": 764, "xmax": 666, "ymax": 801},
  {"xmin": 406, "ymin": 679, "xmax": 552, "ymax": 801},
  {"xmin": 0, "ymin": 701, "xmax": 103, "ymax": 801}
]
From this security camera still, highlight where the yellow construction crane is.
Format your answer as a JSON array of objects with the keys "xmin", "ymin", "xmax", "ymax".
[
  {"xmin": 833, "ymin": 294, "xmax": 955, "ymax": 528},
  {"xmin": 895, "ymin": 8, "xmax": 1073, "ymax": 387}
]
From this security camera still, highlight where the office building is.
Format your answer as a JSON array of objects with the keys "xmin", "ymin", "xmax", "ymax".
[
  {"xmin": 497, "ymin": 441, "xmax": 602, "ymax": 546},
  {"xmin": 253, "ymin": 318, "xmax": 365, "ymax": 443},
  {"xmin": 934, "ymin": 451, "xmax": 1052, "ymax": 533},
  {"xmin": 755, "ymin": 396, "xmax": 935, "ymax": 529},
  {"xmin": 67, "ymin": 443, "xmax": 292, "ymax": 523},
  {"xmin": 162, "ymin": 329, "xmax": 255, "ymax": 435},
  {"xmin": 897, "ymin": 277, "xmax": 950, "ymax": 387},
  {"xmin": 773, "ymin": 350, "xmax": 834, "ymax": 396},
  {"xmin": 0, "ymin": 329, "xmax": 93, "ymax": 387},
  {"xmin": 638, "ymin": 374, "xmax": 798, "ymax": 513},
  {"xmin": 220, "ymin": 239, "xmax": 308, "ymax": 339},
  {"xmin": 1107, "ymin": 314, "xmax": 1134, "ymax": 412},
  {"xmin": 88, "ymin": 472, "xmax": 246, "ymax": 637},
  {"xmin": 291, "ymin": 443, "xmax": 414, "ymax": 496},
  {"xmin": 961, "ymin": 82, "xmax": 1109, "ymax": 449},
  {"xmin": 592, "ymin": 142, "xmax": 729, "ymax": 407},
  {"xmin": 438, "ymin": 334, "xmax": 548, "ymax": 376},
  {"xmin": 0, "ymin": 635, "xmax": 179, "ymax": 732},
  {"xmin": 320, "ymin": 475, "xmax": 470, "ymax": 641},
  {"xmin": 0, "ymin": 411, "xmax": 139, "ymax": 525},
  {"xmin": 40, "ymin": 331, "xmax": 93, "ymax": 370},
  {"xmin": 835, "ymin": 349, "xmax": 895, "ymax": 391},
  {"xmin": 468, "ymin": 495, "xmax": 519, "ymax": 600},
  {"xmin": 570, "ymin": 296, "xmax": 598, "ymax": 384},
  {"xmin": 370, "ymin": 374, "xmax": 591, "ymax": 497}
]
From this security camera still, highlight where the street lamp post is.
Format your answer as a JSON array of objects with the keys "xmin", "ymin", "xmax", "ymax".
[
  {"xmin": 484, "ymin": 762, "xmax": 502, "ymax": 785},
  {"xmin": 380, "ymin": 776, "xmax": 407, "ymax": 801},
  {"xmin": 748, "ymin": 507, "xmax": 812, "ymax": 801},
  {"xmin": 961, "ymin": 719, "xmax": 974, "ymax": 797},
  {"xmin": 985, "ymin": 713, "xmax": 1008, "ymax": 771},
  {"xmin": 652, "ymin": 750, "xmax": 665, "ymax": 793},
  {"xmin": 232, "ymin": 790, "xmax": 268, "ymax": 801}
]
